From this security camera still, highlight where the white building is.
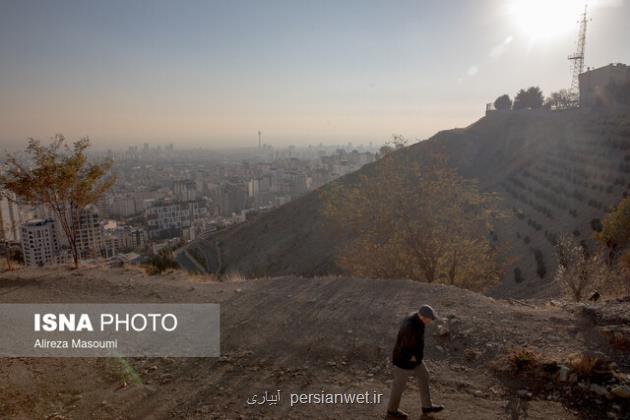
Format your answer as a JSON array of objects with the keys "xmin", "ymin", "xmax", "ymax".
[{"xmin": 21, "ymin": 219, "xmax": 60, "ymax": 266}]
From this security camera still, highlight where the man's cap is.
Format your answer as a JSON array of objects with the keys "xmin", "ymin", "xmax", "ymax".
[{"xmin": 418, "ymin": 304, "xmax": 439, "ymax": 320}]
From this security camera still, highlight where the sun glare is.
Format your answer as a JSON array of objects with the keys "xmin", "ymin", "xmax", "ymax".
[{"xmin": 507, "ymin": 0, "xmax": 587, "ymax": 42}]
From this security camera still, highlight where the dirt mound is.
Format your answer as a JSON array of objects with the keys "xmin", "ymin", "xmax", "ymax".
[{"xmin": 2, "ymin": 267, "xmax": 629, "ymax": 419}]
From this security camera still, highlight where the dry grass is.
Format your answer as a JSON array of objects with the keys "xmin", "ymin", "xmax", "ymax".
[
  {"xmin": 187, "ymin": 272, "xmax": 220, "ymax": 283},
  {"xmin": 507, "ymin": 347, "xmax": 540, "ymax": 372},
  {"xmin": 608, "ymin": 334, "xmax": 630, "ymax": 351},
  {"xmin": 124, "ymin": 264, "xmax": 149, "ymax": 275},
  {"xmin": 567, "ymin": 353, "xmax": 601, "ymax": 378},
  {"xmin": 221, "ymin": 271, "xmax": 247, "ymax": 282}
]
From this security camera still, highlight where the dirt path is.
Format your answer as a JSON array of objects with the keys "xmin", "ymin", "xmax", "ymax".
[{"xmin": 0, "ymin": 267, "xmax": 614, "ymax": 419}]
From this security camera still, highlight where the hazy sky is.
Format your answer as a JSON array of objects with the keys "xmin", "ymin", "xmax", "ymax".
[{"xmin": 1, "ymin": 0, "xmax": 628, "ymax": 149}]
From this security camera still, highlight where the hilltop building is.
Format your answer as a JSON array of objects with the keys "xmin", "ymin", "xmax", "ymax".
[{"xmin": 579, "ymin": 63, "xmax": 630, "ymax": 107}]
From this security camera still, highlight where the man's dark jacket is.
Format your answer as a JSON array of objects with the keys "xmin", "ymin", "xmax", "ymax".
[{"xmin": 392, "ymin": 313, "xmax": 425, "ymax": 369}]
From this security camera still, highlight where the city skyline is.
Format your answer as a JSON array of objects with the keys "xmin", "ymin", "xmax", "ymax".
[{"xmin": 1, "ymin": 0, "xmax": 629, "ymax": 148}]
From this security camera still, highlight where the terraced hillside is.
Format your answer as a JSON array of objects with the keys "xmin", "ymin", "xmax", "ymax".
[
  {"xmin": 490, "ymin": 110, "xmax": 630, "ymax": 297},
  {"xmin": 184, "ymin": 108, "xmax": 630, "ymax": 298}
]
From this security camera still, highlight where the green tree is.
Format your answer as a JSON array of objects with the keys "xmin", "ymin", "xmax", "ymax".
[
  {"xmin": 596, "ymin": 197, "xmax": 630, "ymax": 264},
  {"xmin": 494, "ymin": 94, "xmax": 513, "ymax": 110},
  {"xmin": 513, "ymin": 87, "xmax": 544, "ymax": 110},
  {"xmin": 322, "ymin": 147, "xmax": 501, "ymax": 292},
  {"xmin": 0, "ymin": 135, "xmax": 115, "ymax": 268}
]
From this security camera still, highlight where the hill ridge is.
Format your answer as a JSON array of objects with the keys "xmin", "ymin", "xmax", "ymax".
[{"xmin": 184, "ymin": 108, "xmax": 630, "ymax": 299}]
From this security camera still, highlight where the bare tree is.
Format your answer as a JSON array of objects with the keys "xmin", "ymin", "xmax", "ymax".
[
  {"xmin": 545, "ymin": 89, "xmax": 577, "ymax": 110},
  {"xmin": 554, "ymin": 234, "xmax": 606, "ymax": 301},
  {"xmin": 378, "ymin": 134, "xmax": 409, "ymax": 157},
  {"xmin": 0, "ymin": 135, "xmax": 115, "ymax": 268}
]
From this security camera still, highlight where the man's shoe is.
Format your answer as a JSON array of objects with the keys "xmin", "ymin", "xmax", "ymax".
[
  {"xmin": 386, "ymin": 409, "xmax": 409, "ymax": 418},
  {"xmin": 422, "ymin": 404, "xmax": 444, "ymax": 414}
]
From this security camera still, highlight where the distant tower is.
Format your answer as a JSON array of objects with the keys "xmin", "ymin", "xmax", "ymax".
[
  {"xmin": 258, "ymin": 130, "xmax": 262, "ymax": 148},
  {"xmin": 568, "ymin": 4, "xmax": 589, "ymax": 101}
]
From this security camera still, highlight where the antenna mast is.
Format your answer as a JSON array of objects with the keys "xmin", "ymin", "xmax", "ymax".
[{"xmin": 568, "ymin": 4, "xmax": 589, "ymax": 101}]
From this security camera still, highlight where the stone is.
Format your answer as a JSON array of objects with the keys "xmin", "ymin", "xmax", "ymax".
[
  {"xmin": 464, "ymin": 348, "xmax": 480, "ymax": 362},
  {"xmin": 558, "ymin": 365, "xmax": 570, "ymax": 382},
  {"xmin": 434, "ymin": 323, "xmax": 449, "ymax": 337},
  {"xmin": 590, "ymin": 384, "xmax": 609, "ymax": 398},
  {"xmin": 611, "ymin": 385, "xmax": 630, "ymax": 399},
  {"xmin": 517, "ymin": 390, "xmax": 532, "ymax": 399}
]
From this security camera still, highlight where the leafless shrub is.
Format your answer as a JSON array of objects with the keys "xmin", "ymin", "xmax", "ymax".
[{"xmin": 554, "ymin": 234, "xmax": 607, "ymax": 301}]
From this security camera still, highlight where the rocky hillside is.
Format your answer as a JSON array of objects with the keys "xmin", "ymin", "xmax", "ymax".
[
  {"xmin": 184, "ymin": 108, "xmax": 630, "ymax": 298},
  {"xmin": 1, "ymin": 266, "xmax": 629, "ymax": 419}
]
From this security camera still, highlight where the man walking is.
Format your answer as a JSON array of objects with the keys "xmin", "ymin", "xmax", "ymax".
[{"xmin": 386, "ymin": 305, "xmax": 444, "ymax": 418}]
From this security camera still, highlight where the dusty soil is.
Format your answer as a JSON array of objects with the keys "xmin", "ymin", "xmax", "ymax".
[{"xmin": 0, "ymin": 266, "xmax": 627, "ymax": 420}]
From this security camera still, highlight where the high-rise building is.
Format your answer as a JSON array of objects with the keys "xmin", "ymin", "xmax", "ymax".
[
  {"xmin": 21, "ymin": 219, "xmax": 60, "ymax": 266},
  {"xmin": 173, "ymin": 179, "xmax": 197, "ymax": 201},
  {"xmin": 76, "ymin": 205, "xmax": 104, "ymax": 259},
  {"xmin": 145, "ymin": 199, "xmax": 209, "ymax": 239},
  {"xmin": 216, "ymin": 183, "xmax": 248, "ymax": 216},
  {"xmin": 0, "ymin": 191, "xmax": 21, "ymax": 242}
]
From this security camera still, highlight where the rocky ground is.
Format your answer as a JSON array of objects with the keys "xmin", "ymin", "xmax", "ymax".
[{"xmin": 0, "ymin": 266, "xmax": 629, "ymax": 419}]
